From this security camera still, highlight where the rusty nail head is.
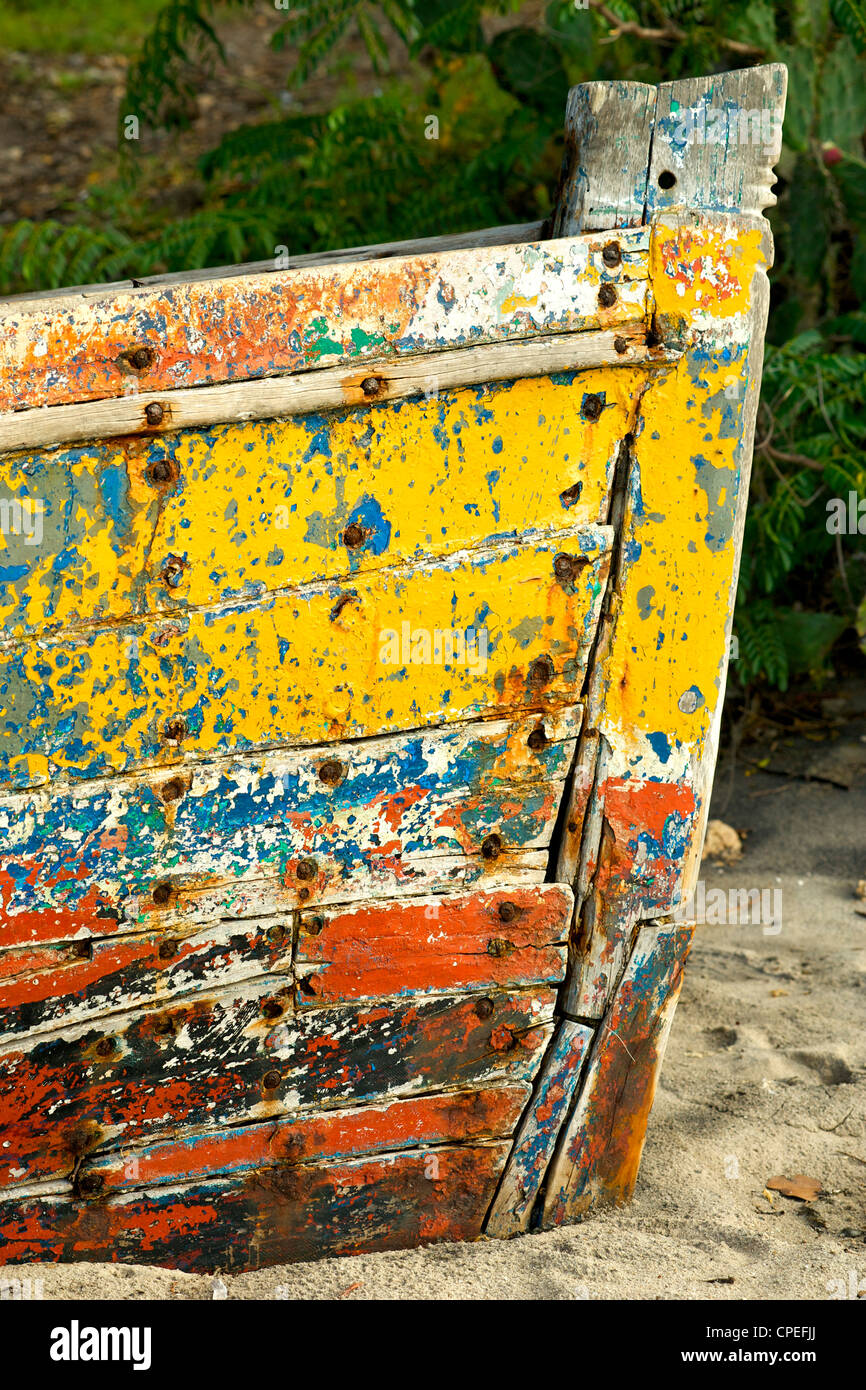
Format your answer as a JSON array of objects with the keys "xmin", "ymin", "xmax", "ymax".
[
  {"xmin": 481, "ymin": 833, "xmax": 502, "ymax": 861},
  {"xmin": 487, "ymin": 938, "xmax": 514, "ymax": 958},
  {"xmin": 78, "ymin": 1172, "xmax": 105, "ymax": 1198},
  {"xmin": 614, "ymin": 336, "xmax": 628, "ymax": 355},
  {"xmin": 581, "ymin": 394, "xmax": 604, "ymax": 422},
  {"xmin": 296, "ymin": 858, "xmax": 317, "ymax": 882},
  {"xmin": 145, "ymin": 402, "xmax": 164, "ymax": 426},
  {"xmin": 158, "ymin": 938, "xmax": 177, "ymax": 960},
  {"xmin": 164, "ymin": 716, "xmax": 187, "ymax": 742},
  {"xmin": 361, "ymin": 376, "xmax": 383, "ymax": 397},
  {"xmin": 343, "ymin": 522, "xmax": 365, "ymax": 549},
  {"xmin": 266, "ymin": 923, "xmax": 286, "ymax": 944},
  {"xmin": 71, "ymin": 939, "xmax": 93, "ymax": 959},
  {"xmin": 318, "ymin": 759, "xmax": 344, "ymax": 786},
  {"xmin": 475, "ymin": 997, "xmax": 494, "ymax": 1020},
  {"xmin": 553, "ymin": 553, "xmax": 574, "ymax": 581},
  {"xmin": 95, "ymin": 1038, "xmax": 114, "ymax": 1058},
  {"xmin": 602, "ymin": 241, "xmax": 622, "ymax": 267},
  {"xmin": 599, "ymin": 284, "xmax": 618, "ymax": 308},
  {"xmin": 262, "ymin": 1069, "xmax": 282, "ymax": 1091},
  {"xmin": 152, "ymin": 881, "xmax": 173, "ymax": 906},
  {"xmin": 129, "ymin": 347, "xmax": 153, "ymax": 371},
  {"xmin": 529, "ymin": 655, "xmax": 554, "ymax": 688},
  {"xmin": 528, "ymin": 725, "xmax": 547, "ymax": 751},
  {"xmin": 498, "ymin": 901, "xmax": 519, "ymax": 924},
  {"xmin": 306, "ymin": 915, "xmax": 325, "ymax": 936},
  {"xmin": 161, "ymin": 777, "xmax": 185, "ymax": 803},
  {"xmin": 148, "ymin": 459, "xmax": 172, "ymax": 486}
]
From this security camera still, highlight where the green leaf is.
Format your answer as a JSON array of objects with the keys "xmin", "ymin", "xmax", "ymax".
[
  {"xmin": 817, "ymin": 37, "xmax": 866, "ymax": 151},
  {"xmin": 776, "ymin": 607, "xmax": 849, "ymax": 679},
  {"xmin": 831, "ymin": 0, "xmax": 866, "ymax": 51},
  {"xmin": 412, "ymin": 0, "xmax": 483, "ymax": 53},
  {"xmin": 787, "ymin": 156, "xmax": 833, "ymax": 282},
  {"xmin": 775, "ymin": 44, "xmax": 816, "ymax": 152},
  {"xmin": 487, "ymin": 27, "xmax": 568, "ymax": 119}
]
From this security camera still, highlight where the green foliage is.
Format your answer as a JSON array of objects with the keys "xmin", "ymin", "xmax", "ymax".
[{"xmin": 0, "ymin": 0, "xmax": 864, "ymax": 692}]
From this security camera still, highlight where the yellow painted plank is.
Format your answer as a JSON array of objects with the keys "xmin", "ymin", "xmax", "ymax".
[
  {"xmin": 0, "ymin": 525, "xmax": 613, "ymax": 789},
  {"xmin": 0, "ymin": 370, "xmax": 645, "ymax": 641}
]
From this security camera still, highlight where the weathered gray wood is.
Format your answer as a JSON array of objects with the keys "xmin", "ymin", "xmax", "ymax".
[
  {"xmin": 646, "ymin": 64, "xmax": 788, "ymax": 218},
  {"xmin": 550, "ymin": 81, "xmax": 658, "ymax": 237}
]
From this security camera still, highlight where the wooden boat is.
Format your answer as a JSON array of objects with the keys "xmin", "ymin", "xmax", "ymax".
[{"xmin": 0, "ymin": 64, "xmax": 786, "ymax": 1271}]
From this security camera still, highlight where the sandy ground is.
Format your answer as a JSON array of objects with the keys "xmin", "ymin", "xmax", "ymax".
[{"xmin": 5, "ymin": 731, "xmax": 865, "ymax": 1301}]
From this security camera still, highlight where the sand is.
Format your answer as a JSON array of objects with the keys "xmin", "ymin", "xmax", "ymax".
[{"xmin": 4, "ymin": 750, "xmax": 865, "ymax": 1301}]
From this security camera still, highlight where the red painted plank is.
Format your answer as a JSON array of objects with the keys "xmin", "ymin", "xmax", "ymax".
[
  {"xmin": 0, "ymin": 985, "xmax": 555, "ymax": 1189},
  {"xmin": 83, "ymin": 1085, "xmax": 529, "ymax": 1193},
  {"xmin": 295, "ymin": 884, "xmax": 572, "ymax": 1005},
  {"xmin": 0, "ymin": 1142, "xmax": 509, "ymax": 1272}
]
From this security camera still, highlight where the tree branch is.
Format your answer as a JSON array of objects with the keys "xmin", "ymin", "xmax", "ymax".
[{"xmin": 589, "ymin": 2, "xmax": 765, "ymax": 58}]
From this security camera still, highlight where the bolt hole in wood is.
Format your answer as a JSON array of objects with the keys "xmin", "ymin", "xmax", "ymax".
[
  {"xmin": 658, "ymin": 170, "xmax": 677, "ymax": 189},
  {"xmin": 160, "ymin": 777, "xmax": 186, "ymax": 803},
  {"xmin": 148, "ymin": 459, "xmax": 173, "ymax": 486},
  {"xmin": 481, "ymin": 834, "xmax": 502, "ymax": 861},
  {"xmin": 527, "ymin": 725, "xmax": 548, "ymax": 751},
  {"xmin": 318, "ymin": 759, "xmax": 345, "ymax": 786},
  {"xmin": 163, "ymin": 716, "xmax": 187, "ymax": 743},
  {"xmin": 152, "ymin": 881, "xmax": 173, "ymax": 906}
]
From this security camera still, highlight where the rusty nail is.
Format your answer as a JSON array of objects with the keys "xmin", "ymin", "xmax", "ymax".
[
  {"xmin": 262, "ymin": 1000, "xmax": 283, "ymax": 1020},
  {"xmin": 71, "ymin": 939, "xmax": 93, "ymax": 960},
  {"xmin": 77, "ymin": 1172, "xmax": 105, "ymax": 1198},
  {"xmin": 614, "ymin": 336, "xmax": 628, "ymax": 355},
  {"xmin": 262, "ymin": 1069, "xmax": 282, "ymax": 1091},
  {"xmin": 266, "ymin": 923, "xmax": 287, "ymax": 943},
  {"xmin": 527, "ymin": 726, "xmax": 548, "ymax": 752},
  {"xmin": 553, "ymin": 553, "xmax": 574, "ymax": 582},
  {"xmin": 296, "ymin": 858, "xmax": 317, "ymax": 882},
  {"xmin": 160, "ymin": 777, "xmax": 185, "ymax": 803},
  {"xmin": 559, "ymin": 481, "xmax": 582, "ymax": 507},
  {"xmin": 306, "ymin": 915, "xmax": 325, "ymax": 936},
  {"xmin": 318, "ymin": 759, "xmax": 344, "ymax": 786},
  {"xmin": 602, "ymin": 241, "xmax": 622, "ymax": 268},
  {"xmin": 498, "ymin": 901, "xmax": 519, "ymax": 924},
  {"xmin": 144, "ymin": 401, "xmax": 164, "ymax": 426},
  {"xmin": 152, "ymin": 881, "xmax": 173, "ymax": 906},
  {"xmin": 487, "ymin": 938, "xmax": 514, "ymax": 958},
  {"xmin": 581, "ymin": 394, "xmax": 604, "ymax": 422},
  {"xmin": 528, "ymin": 655, "xmax": 554, "ymax": 688},
  {"xmin": 481, "ymin": 833, "xmax": 502, "ymax": 861},
  {"xmin": 599, "ymin": 284, "xmax": 618, "ymax": 308},
  {"xmin": 163, "ymin": 716, "xmax": 187, "ymax": 743},
  {"xmin": 128, "ymin": 347, "xmax": 153, "ymax": 371},
  {"xmin": 158, "ymin": 938, "xmax": 177, "ymax": 960},
  {"xmin": 161, "ymin": 560, "xmax": 184, "ymax": 589},
  {"xmin": 95, "ymin": 1038, "xmax": 114, "ymax": 1058},
  {"xmin": 361, "ymin": 376, "xmax": 383, "ymax": 397},
  {"xmin": 148, "ymin": 459, "xmax": 172, "ymax": 486},
  {"xmin": 342, "ymin": 522, "xmax": 365, "ymax": 549},
  {"xmin": 475, "ymin": 997, "xmax": 494, "ymax": 1020}
]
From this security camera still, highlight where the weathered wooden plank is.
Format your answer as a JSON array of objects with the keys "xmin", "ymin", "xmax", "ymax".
[
  {"xmin": 550, "ymin": 81, "xmax": 658, "ymax": 236},
  {"xmin": 0, "ymin": 918, "xmax": 291, "ymax": 1044},
  {"xmin": 0, "ymin": 984, "xmax": 556, "ymax": 1188},
  {"xmin": 0, "ymin": 526, "xmax": 612, "ymax": 790},
  {"xmin": 0, "ymin": 330, "xmax": 674, "ymax": 456},
  {"xmin": 0, "ymin": 368, "xmax": 645, "ymax": 638},
  {"xmin": 294, "ymin": 884, "xmax": 572, "ymax": 1006},
  {"xmin": 646, "ymin": 65, "xmax": 788, "ymax": 219},
  {"xmin": 543, "ymin": 922, "xmax": 693, "ymax": 1224},
  {"xmin": 0, "ymin": 1142, "xmax": 510, "ymax": 1272},
  {"xmin": 0, "ymin": 221, "xmax": 547, "ymax": 306},
  {"xmin": 0, "ymin": 229, "xmax": 649, "ymax": 413},
  {"xmin": 565, "ymin": 212, "xmax": 775, "ymax": 1019},
  {"xmin": 0, "ymin": 709, "xmax": 581, "ymax": 946},
  {"xmin": 484, "ymin": 1017, "xmax": 594, "ymax": 1238},
  {"xmin": 82, "ymin": 1084, "xmax": 529, "ymax": 1192}
]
